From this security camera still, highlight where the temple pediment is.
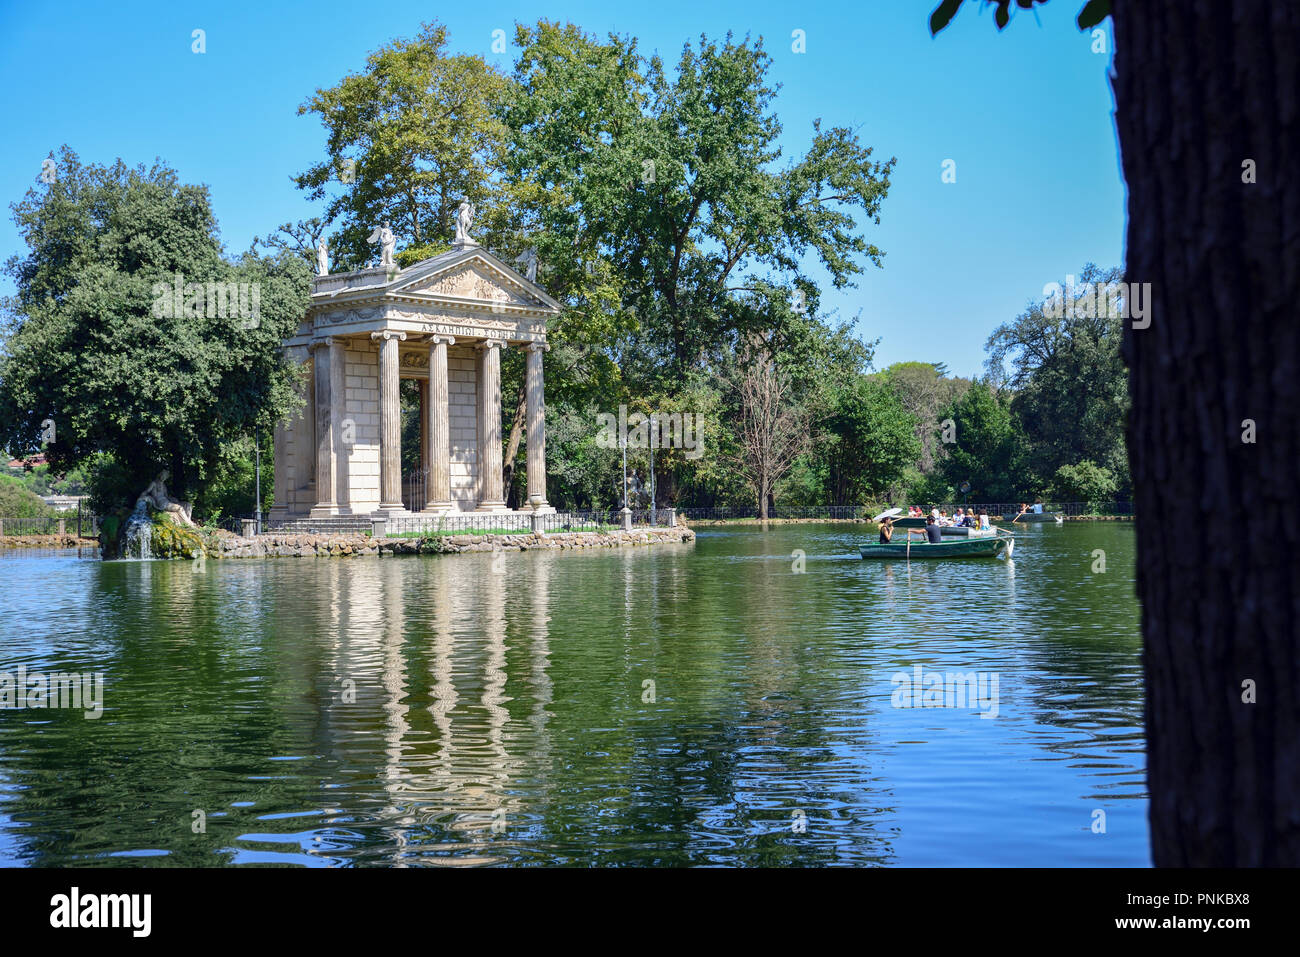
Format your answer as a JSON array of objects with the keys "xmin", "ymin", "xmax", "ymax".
[
  {"xmin": 298, "ymin": 244, "xmax": 560, "ymax": 347},
  {"xmin": 393, "ymin": 258, "xmax": 550, "ymax": 310}
]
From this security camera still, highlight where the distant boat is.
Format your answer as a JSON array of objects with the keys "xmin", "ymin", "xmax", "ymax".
[
  {"xmin": 859, "ymin": 533, "xmax": 1013, "ymax": 559},
  {"xmin": 1004, "ymin": 511, "xmax": 1064, "ymax": 524}
]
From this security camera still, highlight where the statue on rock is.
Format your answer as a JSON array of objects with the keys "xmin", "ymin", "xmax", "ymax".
[
  {"xmin": 454, "ymin": 200, "xmax": 477, "ymax": 246},
  {"xmin": 316, "ymin": 237, "xmax": 329, "ymax": 276},
  {"xmin": 367, "ymin": 222, "xmax": 396, "ymax": 268},
  {"xmin": 136, "ymin": 470, "xmax": 195, "ymax": 526}
]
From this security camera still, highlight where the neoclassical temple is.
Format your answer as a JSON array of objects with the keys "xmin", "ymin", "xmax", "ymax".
[{"xmin": 271, "ymin": 228, "xmax": 561, "ymax": 519}]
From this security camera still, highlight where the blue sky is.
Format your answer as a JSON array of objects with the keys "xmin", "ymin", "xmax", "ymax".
[{"xmin": 0, "ymin": 0, "xmax": 1123, "ymax": 378}]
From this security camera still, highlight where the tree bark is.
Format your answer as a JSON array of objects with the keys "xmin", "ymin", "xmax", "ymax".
[{"xmin": 1113, "ymin": 0, "xmax": 1299, "ymax": 865}]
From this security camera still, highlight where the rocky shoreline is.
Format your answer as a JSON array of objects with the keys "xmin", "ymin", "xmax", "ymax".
[
  {"xmin": 0, "ymin": 535, "xmax": 100, "ymax": 549},
  {"xmin": 206, "ymin": 526, "xmax": 695, "ymax": 558}
]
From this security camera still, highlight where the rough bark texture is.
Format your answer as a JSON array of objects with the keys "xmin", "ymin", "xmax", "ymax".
[{"xmin": 1113, "ymin": 0, "xmax": 1299, "ymax": 865}]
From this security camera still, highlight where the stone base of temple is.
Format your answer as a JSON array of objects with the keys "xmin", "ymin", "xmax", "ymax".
[
  {"xmin": 474, "ymin": 501, "xmax": 511, "ymax": 513},
  {"xmin": 309, "ymin": 503, "xmax": 346, "ymax": 518}
]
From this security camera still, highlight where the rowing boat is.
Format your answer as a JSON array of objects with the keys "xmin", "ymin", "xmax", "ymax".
[
  {"xmin": 1003, "ymin": 511, "xmax": 1064, "ymax": 524},
  {"xmin": 859, "ymin": 533, "xmax": 1013, "ymax": 559},
  {"xmin": 891, "ymin": 517, "xmax": 992, "ymax": 536}
]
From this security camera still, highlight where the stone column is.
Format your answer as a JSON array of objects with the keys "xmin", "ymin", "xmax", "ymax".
[
  {"xmin": 372, "ymin": 330, "xmax": 407, "ymax": 513},
  {"xmin": 475, "ymin": 340, "xmax": 508, "ymax": 511},
  {"xmin": 525, "ymin": 342, "xmax": 550, "ymax": 511},
  {"xmin": 330, "ymin": 337, "xmax": 349, "ymax": 513},
  {"xmin": 310, "ymin": 338, "xmax": 338, "ymax": 516},
  {"xmin": 424, "ymin": 335, "xmax": 455, "ymax": 512}
]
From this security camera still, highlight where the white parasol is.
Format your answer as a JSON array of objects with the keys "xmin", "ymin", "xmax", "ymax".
[{"xmin": 872, "ymin": 507, "xmax": 903, "ymax": 521}]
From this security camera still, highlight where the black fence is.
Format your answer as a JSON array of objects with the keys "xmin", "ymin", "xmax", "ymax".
[
  {"xmin": 0, "ymin": 508, "xmax": 101, "ymax": 537},
  {"xmin": 675, "ymin": 502, "xmax": 1133, "ymax": 521},
  {"xmin": 677, "ymin": 505, "xmax": 871, "ymax": 521}
]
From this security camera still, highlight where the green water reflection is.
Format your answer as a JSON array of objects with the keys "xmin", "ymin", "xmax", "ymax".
[{"xmin": 0, "ymin": 522, "xmax": 1146, "ymax": 866}]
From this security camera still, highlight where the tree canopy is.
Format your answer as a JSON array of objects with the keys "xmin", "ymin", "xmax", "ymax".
[{"xmin": 0, "ymin": 148, "xmax": 310, "ymax": 509}]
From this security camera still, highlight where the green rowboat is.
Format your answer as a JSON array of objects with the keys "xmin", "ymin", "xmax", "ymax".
[
  {"xmin": 859, "ymin": 533, "xmax": 1013, "ymax": 559},
  {"xmin": 1003, "ymin": 511, "xmax": 1064, "ymax": 524}
]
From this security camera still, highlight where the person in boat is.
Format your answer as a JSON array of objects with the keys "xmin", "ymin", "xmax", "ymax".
[
  {"xmin": 962, "ymin": 511, "xmax": 977, "ymax": 528},
  {"xmin": 978, "ymin": 508, "xmax": 990, "ymax": 529},
  {"xmin": 1032, "ymin": 500, "xmax": 1044, "ymax": 514},
  {"xmin": 925, "ymin": 514, "xmax": 943, "ymax": 543},
  {"xmin": 879, "ymin": 517, "xmax": 894, "ymax": 543}
]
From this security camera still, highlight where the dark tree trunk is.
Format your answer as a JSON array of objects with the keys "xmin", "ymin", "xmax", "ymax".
[
  {"xmin": 1113, "ymin": 0, "xmax": 1299, "ymax": 865},
  {"xmin": 501, "ymin": 382, "xmax": 527, "ymax": 510}
]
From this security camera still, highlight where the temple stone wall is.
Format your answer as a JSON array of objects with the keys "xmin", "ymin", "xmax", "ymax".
[
  {"xmin": 448, "ymin": 346, "xmax": 479, "ymax": 511},
  {"xmin": 344, "ymin": 341, "xmax": 381, "ymax": 513}
]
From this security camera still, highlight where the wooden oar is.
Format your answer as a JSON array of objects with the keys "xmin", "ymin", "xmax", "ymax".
[{"xmin": 1010, "ymin": 506, "xmax": 1028, "ymax": 524}]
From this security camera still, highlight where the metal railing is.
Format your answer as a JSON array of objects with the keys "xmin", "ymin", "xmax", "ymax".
[
  {"xmin": 672, "ymin": 502, "xmax": 1133, "ymax": 520},
  {"xmin": 925, "ymin": 502, "xmax": 1135, "ymax": 517},
  {"xmin": 676, "ymin": 505, "xmax": 871, "ymax": 521},
  {"xmin": 402, "ymin": 470, "xmax": 427, "ymax": 513},
  {"xmin": 0, "ymin": 509, "xmax": 101, "ymax": 537}
]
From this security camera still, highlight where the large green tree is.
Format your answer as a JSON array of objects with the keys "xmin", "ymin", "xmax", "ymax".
[
  {"xmin": 819, "ymin": 375, "xmax": 919, "ymax": 505},
  {"xmin": 879, "ymin": 361, "xmax": 971, "ymax": 474},
  {"xmin": 0, "ymin": 148, "xmax": 310, "ymax": 511},
  {"xmin": 985, "ymin": 262, "xmax": 1129, "ymax": 490},
  {"xmin": 936, "ymin": 380, "xmax": 1022, "ymax": 502},
  {"xmin": 295, "ymin": 21, "xmax": 510, "ymax": 268}
]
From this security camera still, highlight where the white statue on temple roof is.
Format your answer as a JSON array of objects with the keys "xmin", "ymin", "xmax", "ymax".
[
  {"xmin": 367, "ymin": 222, "xmax": 396, "ymax": 267},
  {"xmin": 454, "ymin": 200, "xmax": 476, "ymax": 246},
  {"xmin": 316, "ymin": 237, "xmax": 329, "ymax": 276}
]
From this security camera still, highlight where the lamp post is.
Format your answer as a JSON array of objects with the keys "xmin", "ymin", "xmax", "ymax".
[
  {"xmin": 619, "ymin": 426, "xmax": 631, "ymax": 531},
  {"xmin": 648, "ymin": 413, "xmax": 657, "ymax": 526},
  {"xmin": 255, "ymin": 426, "xmax": 262, "ymax": 535}
]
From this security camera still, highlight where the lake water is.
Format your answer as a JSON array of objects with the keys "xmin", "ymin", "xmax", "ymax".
[{"xmin": 0, "ymin": 522, "xmax": 1147, "ymax": 866}]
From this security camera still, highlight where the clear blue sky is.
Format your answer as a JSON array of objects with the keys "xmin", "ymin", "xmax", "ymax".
[{"xmin": 0, "ymin": 0, "xmax": 1122, "ymax": 379}]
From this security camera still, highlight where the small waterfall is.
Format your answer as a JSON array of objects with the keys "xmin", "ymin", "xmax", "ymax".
[{"xmin": 121, "ymin": 501, "xmax": 153, "ymax": 560}]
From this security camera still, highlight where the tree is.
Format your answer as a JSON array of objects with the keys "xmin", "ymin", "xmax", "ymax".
[
  {"xmin": 509, "ymin": 25, "xmax": 894, "ymax": 385},
  {"xmin": 820, "ymin": 375, "xmax": 920, "ymax": 504},
  {"xmin": 880, "ymin": 361, "xmax": 971, "ymax": 473},
  {"xmin": 985, "ymin": 263, "xmax": 1129, "ymax": 489},
  {"xmin": 0, "ymin": 148, "xmax": 310, "ymax": 511},
  {"xmin": 936, "ymin": 381, "xmax": 1022, "ymax": 501},
  {"xmin": 1050, "ymin": 460, "xmax": 1117, "ymax": 509},
  {"xmin": 0, "ymin": 476, "xmax": 55, "ymax": 518},
  {"xmin": 294, "ymin": 21, "xmax": 510, "ymax": 268},
  {"xmin": 933, "ymin": 0, "xmax": 1299, "ymax": 866},
  {"xmin": 725, "ymin": 336, "xmax": 811, "ymax": 519}
]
